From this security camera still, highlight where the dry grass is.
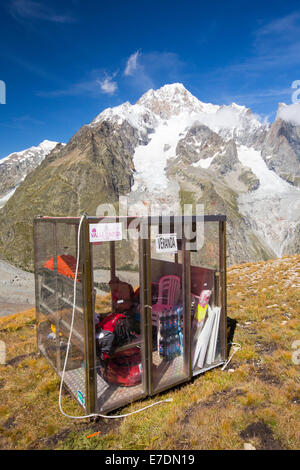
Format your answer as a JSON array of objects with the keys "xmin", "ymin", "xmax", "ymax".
[{"xmin": 0, "ymin": 255, "xmax": 299, "ymax": 450}]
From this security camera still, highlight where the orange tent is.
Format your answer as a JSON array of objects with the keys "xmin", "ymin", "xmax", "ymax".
[{"xmin": 43, "ymin": 254, "xmax": 79, "ymax": 281}]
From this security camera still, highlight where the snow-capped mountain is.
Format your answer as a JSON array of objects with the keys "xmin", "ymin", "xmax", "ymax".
[
  {"xmin": 90, "ymin": 84, "xmax": 264, "ymax": 196},
  {"xmin": 0, "ymin": 83, "xmax": 300, "ymax": 269},
  {"xmin": 0, "ymin": 140, "xmax": 62, "ymax": 208},
  {"xmin": 90, "ymin": 83, "xmax": 300, "ymax": 259},
  {"xmin": 92, "ymin": 83, "xmax": 264, "ymax": 151}
]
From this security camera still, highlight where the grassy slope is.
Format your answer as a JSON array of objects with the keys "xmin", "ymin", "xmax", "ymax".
[{"xmin": 0, "ymin": 255, "xmax": 299, "ymax": 450}]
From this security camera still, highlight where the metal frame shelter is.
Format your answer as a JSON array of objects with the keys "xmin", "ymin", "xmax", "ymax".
[{"xmin": 34, "ymin": 215, "xmax": 227, "ymax": 415}]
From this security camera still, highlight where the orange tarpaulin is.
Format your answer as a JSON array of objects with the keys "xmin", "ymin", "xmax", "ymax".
[{"xmin": 43, "ymin": 254, "xmax": 79, "ymax": 280}]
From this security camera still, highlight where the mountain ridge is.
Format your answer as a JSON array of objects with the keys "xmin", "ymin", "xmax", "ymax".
[
  {"xmin": 0, "ymin": 83, "xmax": 300, "ymax": 269},
  {"xmin": 0, "ymin": 140, "xmax": 62, "ymax": 208}
]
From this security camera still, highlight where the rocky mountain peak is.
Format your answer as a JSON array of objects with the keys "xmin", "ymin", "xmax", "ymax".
[
  {"xmin": 91, "ymin": 83, "xmax": 263, "ymax": 144},
  {"xmin": 1, "ymin": 139, "xmax": 59, "ymax": 163},
  {"xmin": 0, "ymin": 140, "xmax": 61, "ymax": 208},
  {"xmin": 276, "ymin": 102, "xmax": 300, "ymax": 128},
  {"xmin": 136, "ymin": 83, "xmax": 213, "ymax": 119}
]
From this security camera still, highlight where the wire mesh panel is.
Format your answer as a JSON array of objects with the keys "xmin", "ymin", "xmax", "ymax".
[
  {"xmin": 91, "ymin": 220, "xmax": 147, "ymax": 413},
  {"xmin": 34, "ymin": 219, "xmax": 86, "ymax": 408}
]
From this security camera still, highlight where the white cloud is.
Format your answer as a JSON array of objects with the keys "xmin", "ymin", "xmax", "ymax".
[
  {"xmin": 98, "ymin": 76, "xmax": 118, "ymax": 95},
  {"xmin": 123, "ymin": 51, "xmax": 183, "ymax": 93},
  {"xmin": 255, "ymin": 11, "xmax": 300, "ymax": 40},
  {"xmin": 190, "ymin": 105, "xmax": 262, "ymax": 132},
  {"xmin": 209, "ymin": 10, "xmax": 300, "ymax": 80},
  {"xmin": 9, "ymin": 0, "xmax": 75, "ymax": 23},
  {"xmin": 277, "ymin": 103, "xmax": 300, "ymax": 126},
  {"xmin": 124, "ymin": 51, "xmax": 140, "ymax": 76},
  {"xmin": 38, "ymin": 75, "xmax": 118, "ymax": 98}
]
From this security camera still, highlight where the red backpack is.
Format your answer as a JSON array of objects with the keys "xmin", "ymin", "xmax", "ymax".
[
  {"xmin": 96, "ymin": 312, "xmax": 135, "ymax": 360},
  {"xmin": 99, "ymin": 347, "xmax": 142, "ymax": 387},
  {"xmin": 96, "ymin": 312, "xmax": 142, "ymax": 387}
]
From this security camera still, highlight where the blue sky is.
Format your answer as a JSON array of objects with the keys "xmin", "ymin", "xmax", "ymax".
[{"xmin": 0, "ymin": 0, "xmax": 300, "ymax": 158}]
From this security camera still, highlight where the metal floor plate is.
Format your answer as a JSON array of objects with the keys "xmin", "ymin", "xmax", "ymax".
[
  {"xmin": 152, "ymin": 351, "xmax": 187, "ymax": 391},
  {"xmin": 61, "ymin": 366, "xmax": 145, "ymax": 412}
]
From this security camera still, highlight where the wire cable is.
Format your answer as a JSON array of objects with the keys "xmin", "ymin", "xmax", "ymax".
[{"xmin": 221, "ymin": 342, "xmax": 241, "ymax": 371}]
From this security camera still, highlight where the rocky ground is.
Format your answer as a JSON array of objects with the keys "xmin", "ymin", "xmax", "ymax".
[
  {"xmin": 0, "ymin": 260, "xmax": 139, "ymax": 317},
  {"xmin": 0, "ymin": 260, "xmax": 35, "ymax": 317}
]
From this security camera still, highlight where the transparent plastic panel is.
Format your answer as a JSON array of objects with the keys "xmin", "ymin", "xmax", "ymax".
[
  {"xmin": 54, "ymin": 223, "xmax": 85, "ymax": 381},
  {"xmin": 150, "ymin": 222, "xmax": 188, "ymax": 393},
  {"xmin": 92, "ymin": 224, "xmax": 146, "ymax": 413},
  {"xmin": 35, "ymin": 220, "xmax": 55, "ymax": 369},
  {"xmin": 190, "ymin": 221, "xmax": 224, "ymax": 375},
  {"xmin": 34, "ymin": 220, "xmax": 85, "ymax": 404}
]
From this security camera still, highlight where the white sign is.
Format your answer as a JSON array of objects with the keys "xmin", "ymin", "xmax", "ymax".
[
  {"xmin": 89, "ymin": 222, "xmax": 122, "ymax": 243},
  {"xmin": 0, "ymin": 340, "xmax": 6, "ymax": 365},
  {"xmin": 155, "ymin": 233, "xmax": 178, "ymax": 253}
]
